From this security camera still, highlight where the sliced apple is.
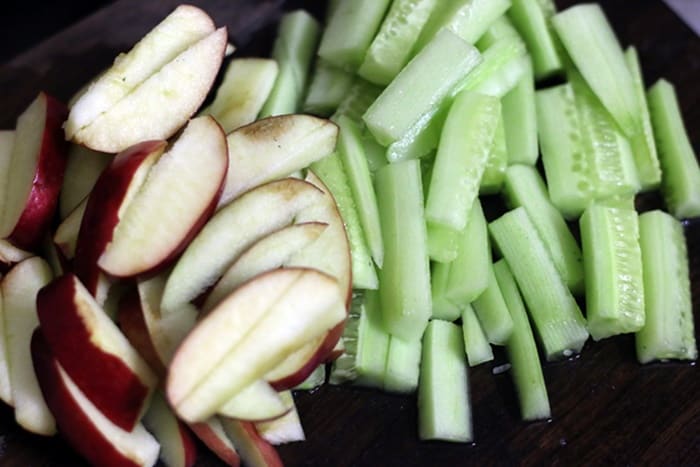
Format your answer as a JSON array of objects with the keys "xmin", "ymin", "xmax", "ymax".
[
  {"xmin": 161, "ymin": 178, "xmax": 324, "ymax": 314},
  {"xmin": 0, "ymin": 239, "xmax": 32, "ymax": 272},
  {"xmin": 218, "ymin": 114, "xmax": 338, "ymax": 206},
  {"xmin": 202, "ymin": 222, "xmax": 328, "ymax": 312},
  {"xmin": 0, "ymin": 273, "xmax": 11, "ymax": 406},
  {"xmin": 255, "ymin": 391, "xmax": 305, "ymax": 445},
  {"xmin": 0, "ymin": 131, "xmax": 14, "ymax": 232},
  {"xmin": 167, "ymin": 267, "xmax": 346, "ymax": 422},
  {"xmin": 59, "ymin": 144, "xmax": 113, "ymax": 219},
  {"xmin": 0, "ymin": 93, "xmax": 68, "ymax": 250},
  {"xmin": 37, "ymin": 273, "xmax": 158, "ymax": 431},
  {"xmin": 98, "ymin": 116, "xmax": 228, "ymax": 278},
  {"xmin": 188, "ymin": 417, "xmax": 241, "ymax": 467},
  {"xmin": 54, "ymin": 196, "xmax": 87, "ymax": 261},
  {"xmin": 217, "ymin": 379, "xmax": 292, "ymax": 422},
  {"xmin": 220, "ymin": 419, "xmax": 283, "ymax": 467},
  {"xmin": 118, "ymin": 287, "xmax": 167, "ymax": 376},
  {"xmin": 74, "ymin": 139, "xmax": 165, "ymax": 303},
  {"xmin": 71, "ymin": 28, "xmax": 228, "ymax": 153},
  {"xmin": 1, "ymin": 257, "xmax": 55, "ymax": 435},
  {"xmin": 31, "ymin": 331, "xmax": 160, "ymax": 467},
  {"xmin": 66, "ymin": 4, "xmax": 217, "ymax": 140},
  {"xmin": 142, "ymin": 391, "xmax": 197, "ymax": 467}
]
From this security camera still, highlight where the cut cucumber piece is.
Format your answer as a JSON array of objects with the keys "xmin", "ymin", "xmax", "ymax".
[
  {"xmin": 337, "ymin": 115, "xmax": 384, "ymax": 268},
  {"xmin": 431, "ymin": 261, "xmax": 462, "ymax": 322},
  {"xmin": 415, "ymin": 0, "xmax": 511, "ymax": 53},
  {"xmin": 311, "ymin": 154, "xmax": 378, "ymax": 290},
  {"xmin": 635, "ymin": 210, "xmax": 697, "ymax": 363},
  {"xmin": 579, "ymin": 204, "xmax": 645, "ymax": 341},
  {"xmin": 427, "ymin": 222, "xmax": 461, "ymax": 264},
  {"xmin": 375, "ymin": 160, "xmax": 432, "ymax": 342},
  {"xmin": 260, "ymin": 10, "xmax": 320, "ymax": 117},
  {"xmin": 647, "ymin": 79, "xmax": 700, "ymax": 219},
  {"xmin": 363, "ymin": 28, "xmax": 482, "ymax": 147},
  {"xmin": 502, "ymin": 59, "xmax": 538, "ymax": 166},
  {"xmin": 480, "ymin": 110, "xmax": 507, "ymax": 195},
  {"xmin": 471, "ymin": 263, "xmax": 514, "ymax": 345},
  {"xmin": 461, "ymin": 304, "xmax": 494, "ymax": 367},
  {"xmin": 361, "ymin": 130, "xmax": 388, "ymax": 174},
  {"xmin": 494, "ymin": 259, "xmax": 551, "ymax": 421},
  {"xmin": 384, "ymin": 335, "xmax": 422, "ymax": 394},
  {"xmin": 318, "ymin": 0, "xmax": 392, "ymax": 71},
  {"xmin": 385, "ymin": 107, "xmax": 447, "ymax": 162},
  {"xmin": 476, "ymin": 16, "xmax": 521, "ymax": 50},
  {"xmin": 624, "ymin": 47, "xmax": 661, "ymax": 190},
  {"xmin": 552, "ymin": 4, "xmax": 639, "ymax": 136},
  {"xmin": 332, "ymin": 78, "xmax": 384, "ymax": 124},
  {"xmin": 503, "ymin": 164, "xmax": 584, "ymax": 294},
  {"xmin": 459, "ymin": 34, "xmax": 528, "ymax": 98},
  {"xmin": 358, "ymin": 0, "xmax": 439, "ymax": 86},
  {"xmin": 489, "ymin": 207, "xmax": 589, "ymax": 360},
  {"xmin": 508, "ymin": 0, "xmax": 562, "ymax": 79},
  {"xmin": 425, "ymin": 91, "xmax": 500, "ymax": 232},
  {"xmin": 418, "ymin": 320, "xmax": 471, "ymax": 442},
  {"xmin": 303, "ymin": 60, "xmax": 355, "ymax": 117}
]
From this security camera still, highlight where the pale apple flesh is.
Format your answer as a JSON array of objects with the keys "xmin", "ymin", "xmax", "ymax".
[
  {"xmin": 0, "ymin": 131, "xmax": 15, "ymax": 234},
  {"xmin": 117, "ymin": 287, "xmax": 167, "ymax": 376},
  {"xmin": 188, "ymin": 417, "xmax": 241, "ymax": 467},
  {"xmin": 142, "ymin": 391, "xmax": 198, "ymax": 467},
  {"xmin": 31, "ymin": 331, "xmax": 160, "ymax": 467},
  {"xmin": 255, "ymin": 391, "xmax": 305, "ymax": 445},
  {"xmin": 0, "ymin": 239, "xmax": 32, "ymax": 273},
  {"xmin": 59, "ymin": 144, "xmax": 113, "ymax": 219},
  {"xmin": 217, "ymin": 379, "xmax": 292, "ymax": 422},
  {"xmin": 37, "ymin": 273, "xmax": 157, "ymax": 431},
  {"xmin": 98, "ymin": 116, "xmax": 229, "ymax": 278},
  {"xmin": 54, "ymin": 197, "xmax": 87, "ymax": 261},
  {"xmin": 0, "ymin": 273, "xmax": 11, "ymax": 406},
  {"xmin": 221, "ymin": 419, "xmax": 283, "ymax": 467}
]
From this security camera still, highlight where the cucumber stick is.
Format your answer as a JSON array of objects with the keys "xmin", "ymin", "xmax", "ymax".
[
  {"xmin": 311, "ymin": 154, "xmax": 378, "ymax": 289},
  {"xmin": 425, "ymin": 91, "xmax": 501, "ymax": 232},
  {"xmin": 636, "ymin": 211, "xmax": 697, "ymax": 363},
  {"xmin": 260, "ymin": 10, "xmax": 320, "ymax": 117},
  {"xmin": 502, "ymin": 59, "xmax": 538, "ymax": 166},
  {"xmin": 552, "ymin": 4, "xmax": 639, "ymax": 137},
  {"xmin": 460, "ymin": 35, "xmax": 529, "ymax": 99},
  {"xmin": 427, "ymin": 222, "xmax": 461, "ymax": 264},
  {"xmin": 461, "ymin": 304, "xmax": 494, "ymax": 367},
  {"xmin": 477, "ymin": 16, "xmax": 521, "ymax": 49},
  {"xmin": 303, "ymin": 60, "xmax": 355, "ymax": 117},
  {"xmin": 471, "ymin": 263, "xmax": 514, "ymax": 345},
  {"xmin": 318, "ymin": 0, "xmax": 392, "ymax": 71},
  {"xmin": 358, "ymin": 0, "xmax": 439, "ymax": 86},
  {"xmin": 480, "ymin": 111, "xmax": 507, "ymax": 195},
  {"xmin": 579, "ymin": 205, "xmax": 645, "ymax": 341},
  {"xmin": 375, "ymin": 160, "xmax": 432, "ymax": 342},
  {"xmin": 384, "ymin": 335, "xmax": 422, "ymax": 394},
  {"xmin": 431, "ymin": 262, "xmax": 461, "ymax": 322},
  {"xmin": 489, "ymin": 207, "xmax": 589, "ymax": 360},
  {"xmin": 494, "ymin": 260, "xmax": 551, "ymax": 421},
  {"xmin": 418, "ymin": 320, "xmax": 472, "ymax": 442},
  {"xmin": 332, "ymin": 78, "xmax": 384, "ymax": 124},
  {"xmin": 508, "ymin": 0, "xmax": 562, "ymax": 79},
  {"xmin": 647, "ymin": 79, "xmax": 700, "ymax": 219}
]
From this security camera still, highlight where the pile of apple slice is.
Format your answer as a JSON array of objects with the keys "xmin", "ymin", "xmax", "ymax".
[{"xmin": 0, "ymin": 4, "xmax": 352, "ymax": 467}]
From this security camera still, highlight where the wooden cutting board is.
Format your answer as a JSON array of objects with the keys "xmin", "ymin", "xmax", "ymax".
[{"xmin": 0, "ymin": 1, "xmax": 698, "ymax": 465}]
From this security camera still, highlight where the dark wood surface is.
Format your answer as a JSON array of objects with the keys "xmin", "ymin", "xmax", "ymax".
[{"xmin": 0, "ymin": 1, "xmax": 698, "ymax": 466}]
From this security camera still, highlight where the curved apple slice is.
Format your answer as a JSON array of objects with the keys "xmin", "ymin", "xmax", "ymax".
[
  {"xmin": 219, "ymin": 114, "xmax": 338, "ymax": 206},
  {"xmin": 217, "ymin": 380, "xmax": 292, "ymax": 422},
  {"xmin": 221, "ymin": 419, "xmax": 283, "ymax": 467},
  {"xmin": 0, "ymin": 93, "xmax": 68, "ymax": 250},
  {"xmin": 255, "ymin": 391, "xmax": 305, "ymax": 445},
  {"xmin": 161, "ymin": 178, "xmax": 324, "ymax": 314},
  {"xmin": 73, "ymin": 28, "xmax": 228, "ymax": 153},
  {"xmin": 142, "ymin": 391, "xmax": 198, "ymax": 467},
  {"xmin": 54, "ymin": 197, "xmax": 87, "ymax": 261},
  {"xmin": 202, "ymin": 222, "xmax": 328, "ymax": 312},
  {"xmin": 98, "ymin": 116, "xmax": 228, "ymax": 278},
  {"xmin": 188, "ymin": 418, "xmax": 241, "ymax": 467},
  {"xmin": 37, "ymin": 273, "xmax": 158, "ymax": 431},
  {"xmin": 31, "ymin": 331, "xmax": 160, "ymax": 467},
  {"xmin": 59, "ymin": 144, "xmax": 113, "ymax": 219},
  {"xmin": 0, "ymin": 239, "xmax": 32, "ymax": 271},
  {"xmin": 167, "ymin": 268, "xmax": 346, "ymax": 422},
  {"xmin": 66, "ymin": 5, "xmax": 216, "ymax": 140},
  {"xmin": 0, "ymin": 273, "xmax": 10, "ymax": 406}
]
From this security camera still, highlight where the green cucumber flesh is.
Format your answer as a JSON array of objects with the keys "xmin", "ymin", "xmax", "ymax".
[
  {"xmin": 507, "ymin": 0, "xmax": 563, "ymax": 79},
  {"xmin": 501, "ymin": 59, "xmax": 538, "ymax": 166},
  {"xmin": 479, "ymin": 109, "xmax": 507, "ymax": 195},
  {"xmin": 384, "ymin": 334, "xmax": 422, "ymax": 394},
  {"xmin": 303, "ymin": 60, "xmax": 355, "ymax": 117},
  {"xmin": 461, "ymin": 304, "xmax": 494, "ymax": 367},
  {"xmin": 471, "ymin": 262, "xmax": 514, "ymax": 345}
]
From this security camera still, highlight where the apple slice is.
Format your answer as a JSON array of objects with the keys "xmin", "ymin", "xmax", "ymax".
[
  {"xmin": 118, "ymin": 286, "xmax": 168, "ymax": 376},
  {"xmin": 0, "ymin": 131, "xmax": 14, "ymax": 231},
  {"xmin": 54, "ymin": 197, "xmax": 87, "ymax": 261},
  {"xmin": 220, "ymin": 419, "xmax": 283, "ymax": 467},
  {"xmin": 71, "ymin": 28, "xmax": 228, "ymax": 153},
  {"xmin": 167, "ymin": 267, "xmax": 346, "ymax": 422},
  {"xmin": 202, "ymin": 222, "xmax": 328, "ymax": 311},
  {"xmin": 37, "ymin": 273, "xmax": 158, "ymax": 431},
  {"xmin": 65, "ymin": 4, "xmax": 216, "ymax": 140},
  {"xmin": 217, "ymin": 379, "xmax": 292, "ymax": 422},
  {"xmin": 218, "ymin": 114, "xmax": 338, "ymax": 206},
  {"xmin": 98, "ymin": 116, "xmax": 228, "ymax": 278},
  {"xmin": 30, "ymin": 330, "xmax": 160, "ymax": 467},
  {"xmin": 0, "ymin": 93, "xmax": 68, "ymax": 250},
  {"xmin": 161, "ymin": 178, "xmax": 324, "ymax": 314},
  {"xmin": 0, "ymin": 273, "xmax": 11, "ymax": 406},
  {"xmin": 59, "ymin": 144, "xmax": 113, "ymax": 219},
  {"xmin": 1, "ymin": 257, "xmax": 55, "ymax": 435},
  {"xmin": 188, "ymin": 417, "xmax": 241, "ymax": 467},
  {"xmin": 74, "ymin": 139, "xmax": 165, "ymax": 304},
  {"xmin": 142, "ymin": 391, "xmax": 197, "ymax": 467},
  {"xmin": 255, "ymin": 391, "xmax": 305, "ymax": 445},
  {"xmin": 0, "ymin": 239, "xmax": 32, "ymax": 272}
]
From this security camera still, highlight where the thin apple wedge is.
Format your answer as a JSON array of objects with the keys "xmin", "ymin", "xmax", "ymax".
[
  {"xmin": 0, "ymin": 273, "xmax": 11, "ymax": 406},
  {"xmin": 0, "ymin": 239, "xmax": 32, "ymax": 272},
  {"xmin": 98, "ymin": 116, "xmax": 228, "ymax": 278},
  {"xmin": 118, "ymin": 286, "xmax": 168, "ymax": 376},
  {"xmin": 217, "ymin": 379, "xmax": 292, "ymax": 422},
  {"xmin": 167, "ymin": 268, "xmax": 346, "ymax": 422},
  {"xmin": 37, "ymin": 273, "xmax": 158, "ymax": 431},
  {"xmin": 31, "ymin": 330, "xmax": 160, "ymax": 467},
  {"xmin": 2, "ymin": 257, "xmax": 55, "ymax": 435},
  {"xmin": 161, "ymin": 178, "xmax": 324, "ymax": 314},
  {"xmin": 188, "ymin": 417, "xmax": 241, "ymax": 467},
  {"xmin": 54, "ymin": 197, "xmax": 87, "ymax": 261},
  {"xmin": 221, "ymin": 419, "xmax": 283, "ymax": 467},
  {"xmin": 255, "ymin": 391, "xmax": 305, "ymax": 445},
  {"xmin": 59, "ymin": 144, "xmax": 113, "ymax": 219},
  {"xmin": 0, "ymin": 93, "xmax": 68, "ymax": 250},
  {"xmin": 219, "ymin": 114, "xmax": 338, "ymax": 206},
  {"xmin": 142, "ymin": 391, "xmax": 197, "ymax": 467},
  {"xmin": 71, "ymin": 28, "xmax": 228, "ymax": 152},
  {"xmin": 0, "ymin": 131, "xmax": 14, "ymax": 230}
]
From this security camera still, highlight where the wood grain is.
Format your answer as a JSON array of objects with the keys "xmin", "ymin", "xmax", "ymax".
[{"xmin": 0, "ymin": 1, "xmax": 698, "ymax": 466}]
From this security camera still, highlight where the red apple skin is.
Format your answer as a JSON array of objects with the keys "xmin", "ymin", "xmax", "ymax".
[
  {"xmin": 178, "ymin": 421, "xmax": 198, "ymax": 467},
  {"xmin": 188, "ymin": 421, "xmax": 241, "ymax": 467},
  {"xmin": 8, "ymin": 93, "xmax": 69, "ymax": 250},
  {"xmin": 117, "ymin": 288, "xmax": 167, "ymax": 376},
  {"xmin": 37, "ymin": 273, "xmax": 154, "ymax": 431},
  {"xmin": 30, "ymin": 329, "xmax": 147, "ymax": 467},
  {"xmin": 74, "ymin": 140, "xmax": 166, "ymax": 297},
  {"xmin": 224, "ymin": 420, "xmax": 283, "ymax": 467}
]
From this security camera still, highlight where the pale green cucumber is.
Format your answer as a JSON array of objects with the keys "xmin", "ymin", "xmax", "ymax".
[
  {"xmin": 431, "ymin": 261, "xmax": 462, "ymax": 322},
  {"xmin": 303, "ymin": 60, "xmax": 355, "ymax": 117},
  {"xmin": 480, "ymin": 110, "xmax": 507, "ymax": 195},
  {"xmin": 461, "ymin": 304, "xmax": 494, "ymax": 367},
  {"xmin": 471, "ymin": 262, "xmax": 514, "ymax": 345},
  {"xmin": 508, "ymin": 0, "xmax": 562, "ymax": 79},
  {"xmin": 427, "ymin": 222, "xmax": 461, "ymax": 264},
  {"xmin": 384, "ymin": 335, "xmax": 422, "ymax": 394},
  {"xmin": 502, "ymin": 59, "xmax": 538, "ymax": 166},
  {"xmin": 332, "ymin": 78, "xmax": 384, "ymax": 124}
]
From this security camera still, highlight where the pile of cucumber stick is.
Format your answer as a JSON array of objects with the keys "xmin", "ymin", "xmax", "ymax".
[{"xmin": 254, "ymin": 0, "xmax": 700, "ymax": 443}]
